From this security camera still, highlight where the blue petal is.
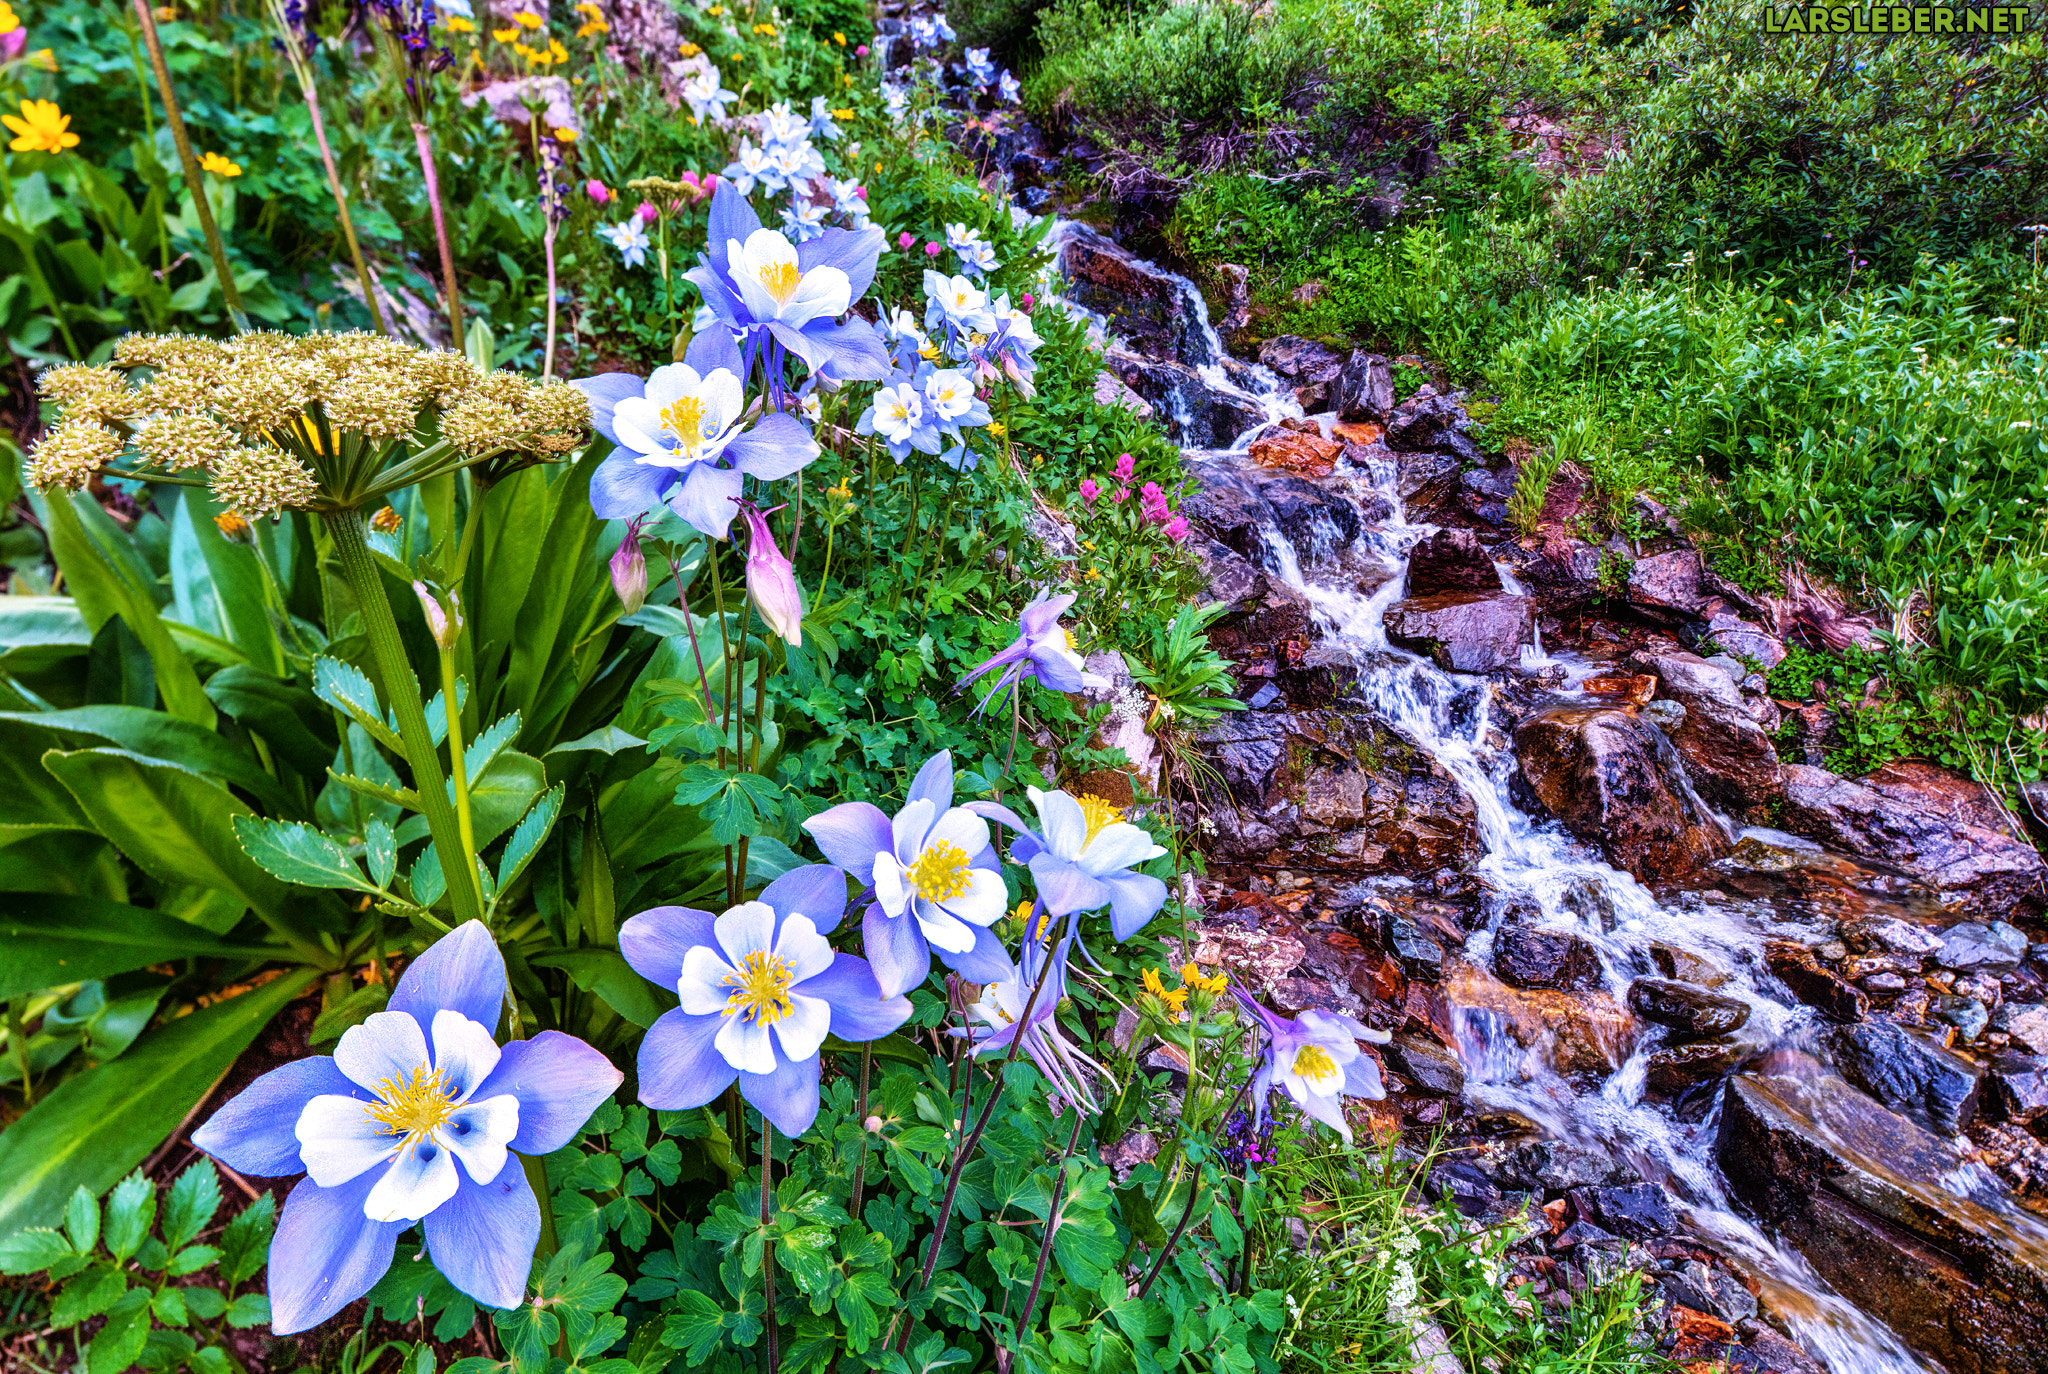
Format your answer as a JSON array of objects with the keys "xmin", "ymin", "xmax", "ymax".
[
  {"xmin": 1029, "ymin": 647, "xmax": 1087, "ymax": 692},
  {"xmin": 685, "ymin": 325, "xmax": 745, "ymax": 377},
  {"xmin": 423, "ymin": 1162, "xmax": 540, "ymax": 1311},
  {"xmin": 936, "ymin": 923, "xmax": 1012, "ymax": 984},
  {"xmin": 193, "ymin": 1057, "xmax": 359, "ymax": 1178},
  {"xmin": 803, "ymin": 952, "xmax": 914, "ymax": 1041},
  {"xmin": 267, "ymin": 1172, "xmax": 405, "ymax": 1335},
  {"xmin": 962, "ymin": 799, "xmax": 1033, "ymax": 835},
  {"xmin": 761, "ymin": 865, "xmax": 851, "ymax": 933},
  {"xmin": 590, "ymin": 448, "xmax": 674, "ymax": 519},
  {"xmin": 705, "ymin": 181, "xmax": 763, "ymax": 273},
  {"xmin": 620, "ymin": 905, "xmax": 721, "ymax": 991},
  {"xmin": 796, "ymin": 224, "xmax": 885, "ymax": 302},
  {"xmin": 669, "ymin": 464, "xmax": 745, "ymax": 541},
  {"xmin": 568, "ymin": 372, "xmax": 645, "ymax": 447},
  {"xmin": 799, "ymin": 803, "xmax": 893, "ymax": 885},
  {"xmin": 906, "ymin": 751, "xmax": 954, "ymax": 814},
  {"xmin": 1101, "ymin": 870, "xmax": 1169, "ymax": 942},
  {"xmin": 389, "ymin": 920, "xmax": 505, "ymax": 1035},
  {"xmin": 472, "ymin": 1032, "xmax": 622, "ymax": 1155},
  {"xmin": 739, "ymin": 1053, "xmax": 821, "ymax": 1138},
  {"xmin": 1028, "ymin": 854, "xmax": 1111, "ymax": 918},
  {"xmin": 729, "ymin": 411, "xmax": 820, "ymax": 481},
  {"xmin": 861, "ymin": 904, "xmax": 931, "ymax": 999},
  {"xmin": 684, "ymin": 263, "xmax": 746, "ymax": 324},
  {"xmin": 637, "ymin": 1008, "xmax": 738, "ymax": 1110}
]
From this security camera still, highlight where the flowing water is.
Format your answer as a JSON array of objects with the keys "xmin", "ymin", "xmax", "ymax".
[{"xmin": 1041, "ymin": 224, "xmax": 1948, "ymax": 1371}]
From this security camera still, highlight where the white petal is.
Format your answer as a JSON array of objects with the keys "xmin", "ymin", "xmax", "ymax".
[
  {"xmin": 714, "ymin": 1014, "xmax": 778, "ymax": 1075},
  {"xmin": 679, "ymin": 945, "xmax": 738, "ymax": 1015},
  {"xmin": 295, "ymin": 1094, "xmax": 398, "ymax": 1187},
  {"xmin": 714, "ymin": 901, "xmax": 778, "ymax": 966},
  {"xmin": 642, "ymin": 363, "xmax": 704, "ymax": 409},
  {"xmin": 430, "ymin": 1010, "xmax": 501, "ymax": 1101},
  {"xmin": 612, "ymin": 395, "xmax": 675, "ymax": 460},
  {"xmin": 362, "ymin": 1137, "xmax": 461, "ymax": 1223},
  {"xmin": 891, "ymin": 798, "xmax": 936, "ymax": 865},
  {"xmin": 873, "ymin": 851, "xmax": 911, "ymax": 918},
  {"xmin": 772, "ymin": 993, "xmax": 831, "ymax": 1063},
  {"xmin": 1033, "ymin": 790, "xmax": 1088, "ymax": 861},
  {"xmin": 925, "ymin": 806, "xmax": 990, "ymax": 859},
  {"xmin": 1076, "ymin": 821, "xmax": 1165, "ymax": 877},
  {"xmin": 333, "ymin": 1011, "xmax": 430, "ymax": 1094},
  {"xmin": 935, "ymin": 867, "xmax": 1008, "ymax": 928},
  {"xmin": 915, "ymin": 902, "xmax": 976, "ymax": 954},
  {"xmin": 438, "ymin": 1093, "xmax": 520, "ymax": 1185},
  {"xmin": 772, "ymin": 914, "xmax": 835, "ymax": 983},
  {"xmin": 779, "ymin": 264, "xmax": 851, "ymax": 328},
  {"xmin": 700, "ymin": 368, "xmax": 746, "ymax": 434}
]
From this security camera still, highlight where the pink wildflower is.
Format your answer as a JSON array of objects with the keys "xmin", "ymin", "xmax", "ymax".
[{"xmin": 1078, "ymin": 477, "xmax": 1101, "ymax": 508}]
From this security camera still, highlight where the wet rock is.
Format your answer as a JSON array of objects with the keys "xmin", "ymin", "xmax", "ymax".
[
  {"xmin": 1385, "ymin": 394, "xmax": 1462, "ymax": 451},
  {"xmin": 1652, "ymin": 943, "xmax": 1733, "ymax": 988},
  {"xmin": 1425, "ymin": 1159, "xmax": 1503, "ymax": 1219},
  {"xmin": 1937, "ymin": 995, "xmax": 1992, "ymax": 1042},
  {"xmin": 1211, "ymin": 263, "xmax": 1251, "ymax": 344},
  {"xmin": 1448, "ymin": 966, "xmax": 1636, "ymax": 1076},
  {"xmin": 1826, "ymin": 1019, "xmax": 1983, "ymax": 1135},
  {"xmin": 1626, "ymin": 649, "xmax": 1784, "ymax": 814},
  {"xmin": 1779, "ymin": 764, "xmax": 2047, "ymax": 919},
  {"xmin": 1494, "ymin": 927, "xmax": 1602, "ymax": 991},
  {"xmin": 1406, "ymin": 528, "xmax": 1501, "ymax": 596},
  {"xmin": 1842, "ymin": 916, "xmax": 1944, "ymax": 958},
  {"xmin": 1940, "ymin": 920, "xmax": 2032, "ymax": 973},
  {"xmin": 1513, "ymin": 706, "xmax": 1732, "ymax": 881},
  {"xmin": 1334, "ymin": 350, "xmax": 1394, "ymax": 424},
  {"xmin": 1718, "ymin": 1072, "xmax": 2048, "ymax": 1374},
  {"xmin": 1383, "ymin": 1032, "xmax": 1465, "ymax": 1097},
  {"xmin": 1384, "ymin": 593, "xmax": 1532, "ymax": 673},
  {"xmin": 1742, "ymin": 1326, "xmax": 1825, "ymax": 1374},
  {"xmin": 1394, "ymin": 447, "xmax": 1463, "ymax": 511},
  {"xmin": 1864, "ymin": 758, "xmax": 2016, "ymax": 836},
  {"xmin": 1704, "ymin": 611, "xmax": 1789, "ymax": 670},
  {"xmin": 1626, "ymin": 549, "xmax": 1709, "ymax": 617},
  {"xmin": 1639, "ymin": 698, "xmax": 1686, "ymax": 731},
  {"xmin": 1092, "ymin": 369, "xmax": 1155, "ymax": 420},
  {"xmin": 1247, "ymin": 429, "xmax": 1342, "ymax": 478},
  {"xmin": 1662, "ymin": 1260, "xmax": 1760, "ymax": 1326},
  {"xmin": 1645, "ymin": 1041, "xmax": 1746, "ymax": 1095},
  {"xmin": 1257, "ymin": 335, "xmax": 1347, "ymax": 384},
  {"xmin": 1582, "ymin": 673, "xmax": 1658, "ymax": 705},
  {"xmin": 1628, "ymin": 978, "xmax": 1751, "ymax": 1038},
  {"xmin": 1764, "ymin": 941, "xmax": 1868, "ymax": 1023},
  {"xmin": 1107, "ymin": 349, "xmax": 1265, "ymax": 448},
  {"xmin": 1191, "ymin": 539, "xmax": 1269, "ymax": 615},
  {"xmin": 1189, "ymin": 923, "xmax": 1306, "ymax": 992},
  {"xmin": 1384, "ymin": 909, "xmax": 1446, "ymax": 980},
  {"xmin": 1502, "ymin": 1139, "xmax": 1630, "ymax": 1193},
  {"xmin": 1986, "ymin": 1055, "xmax": 2048, "ymax": 1124},
  {"xmin": 1567, "ymin": 1182, "xmax": 1678, "ymax": 1240},
  {"xmin": 1057, "ymin": 231, "xmax": 1209, "ymax": 368}
]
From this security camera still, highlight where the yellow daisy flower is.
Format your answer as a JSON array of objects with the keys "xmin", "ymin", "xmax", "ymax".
[{"xmin": 3, "ymin": 98, "xmax": 79, "ymax": 155}]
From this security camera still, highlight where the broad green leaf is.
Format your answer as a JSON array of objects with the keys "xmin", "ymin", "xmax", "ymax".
[
  {"xmin": 0, "ymin": 968, "xmax": 317, "ymax": 1235},
  {"xmin": 548, "ymin": 726, "xmax": 648, "ymax": 757},
  {"xmin": 0, "ymin": 597, "xmax": 92, "ymax": 673},
  {"xmin": 41, "ymin": 749, "xmax": 297, "ymax": 930},
  {"xmin": 86, "ymin": 1288, "xmax": 152, "ymax": 1373},
  {"xmin": 205, "ymin": 666, "xmax": 337, "ymax": 778},
  {"xmin": 0, "ymin": 717, "xmax": 92, "ymax": 844},
  {"xmin": 0, "ymin": 892, "xmax": 273, "ymax": 1001},
  {"xmin": 0, "ymin": 1227, "xmax": 75, "ymax": 1275},
  {"xmin": 530, "ymin": 947, "xmax": 670, "ymax": 1028},
  {"xmin": 0, "ymin": 706, "xmax": 294, "ymax": 816},
  {"xmin": 396, "ymin": 751, "xmax": 545, "ymax": 852},
  {"xmin": 216, "ymin": 1192, "xmax": 274, "ymax": 1285},
  {"xmin": 172, "ymin": 490, "xmax": 285, "ymax": 675},
  {"xmin": 231, "ymin": 818, "xmax": 377, "ymax": 892}
]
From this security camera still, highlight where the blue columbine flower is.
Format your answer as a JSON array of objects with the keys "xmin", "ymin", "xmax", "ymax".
[
  {"xmin": 190, "ymin": 922, "xmax": 621, "ymax": 1334},
  {"xmin": 807, "ymin": 95, "xmax": 843, "ymax": 142},
  {"xmin": 1233, "ymin": 988, "xmax": 1389, "ymax": 1144},
  {"xmin": 801, "ymin": 750, "xmax": 1013, "ymax": 996},
  {"xmin": 967, "ymin": 291, "xmax": 1039, "ymax": 398},
  {"xmin": 685, "ymin": 180, "xmax": 890, "ymax": 389},
  {"xmin": 952, "ymin": 933, "xmax": 1105, "ymax": 1110},
  {"xmin": 923, "ymin": 268, "xmax": 996, "ymax": 352},
  {"xmin": 971, "ymin": 785, "xmax": 1166, "ymax": 942},
  {"xmin": 963, "ymin": 46, "xmax": 996, "ymax": 89},
  {"xmin": 621, "ymin": 865, "xmax": 913, "ymax": 1136},
  {"xmin": 570, "ymin": 327, "xmax": 820, "ymax": 539},
  {"xmin": 855, "ymin": 377, "xmax": 942, "ymax": 462},
  {"xmin": 952, "ymin": 590, "xmax": 1107, "ymax": 715}
]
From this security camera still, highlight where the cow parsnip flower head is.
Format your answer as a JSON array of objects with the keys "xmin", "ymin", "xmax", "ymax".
[{"xmin": 25, "ymin": 331, "xmax": 591, "ymax": 518}]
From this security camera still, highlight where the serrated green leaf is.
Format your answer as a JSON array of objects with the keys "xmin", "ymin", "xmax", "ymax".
[
  {"xmin": 464, "ymin": 712, "xmax": 521, "ymax": 786},
  {"xmin": 152, "ymin": 1284, "xmax": 189, "ymax": 1327},
  {"xmin": 232, "ymin": 817, "xmax": 378, "ymax": 892},
  {"xmin": 183, "ymin": 1285, "xmax": 227, "ymax": 1320},
  {"xmin": 496, "ymin": 784, "xmax": 563, "ymax": 892},
  {"xmin": 312, "ymin": 656, "xmax": 403, "ymax": 753},
  {"xmin": 64, "ymin": 1185, "xmax": 99, "ymax": 1255},
  {"xmin": 86, "ymin": 1288, "xmax": 151, "ymax": 1373},
  {"xmin": 410, "ymin": 843, "xmax": 448, "ymax": 907},
  {"xmin": 365, "ymin": 817, "xmax": 397, "ymax": 888},
  {"xmin": 0, "ymin": 1227, "xmax": 75, "ymax": 1275},
  {"xmin": 103, "ymin": 1173, "xmax": 155, "ymax": 1262},
  {"xmin": 166, "ymin": 1243, "xmax": 221, "ymax": 1277},
  {"xmin": 161, "ymin": 1160, "xmax": 221, "ymax": 1252},
  {"xmin": 224, "ymin": 1292, "xmax": 270, "ymax": 1328}
]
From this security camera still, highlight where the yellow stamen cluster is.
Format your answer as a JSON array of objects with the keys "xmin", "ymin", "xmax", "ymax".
[
  {"xmin": 1293, "ymin": 1043, "xmax": 1337, "ymax": 1084},
  {"xmin": 213, "ymin": 511, "xmax": 252, "ymax": 542},
  {"xmin": 721, "ymin": 950, "xmax": 796, "ymax": 1025},
  {"xmin": 1075, "ymin": 793, "xmax": 1121, "ymax": 846},
  {"xmin": 25, "ymin": 423, "xmax": 123, "ymax": 493},
  {"xmin": 371, "ymin": 505, "xmax": 403, "ymax": 533},
  {"xmin": 658, "ymin": 394, "xmax": 710, "ymax": 450},
  {"xmin": 905, "ymin": 839, "xmax": 973, "ymax": 903},
  {"xmin": 364, "ymin": 1065, "xmax": 456, "ymax": 1139},
  {"xmin": 757, "ymin": 258, "xmax": 803, "ymax": 302}
]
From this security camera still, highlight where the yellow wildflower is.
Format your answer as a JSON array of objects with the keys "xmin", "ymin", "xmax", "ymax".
[
  {"xmin": 707, "ymin": 4, "xmax": 724, "ymax": 13},
  {"xmin": 831, "ymin": 107, "xmax": 853, "ymax": 119},
  {"xmin": 553, "ymin": 125, "xmax": 578, "ymax": 142},
  {"xmin": 1181, "ymin": 962, "xmax": 1228, "ymax": 995},
  {"xmin": 443, "ymin": 13, "xmax": 476, "ymax": 30},
  {"xmin": 370, "ymin": 506, "xmax": 403, "ymax": 533},
  {"xmin": 678, "ymin": 39, "xmax": 700, "ymax": 54},
  {"xmin": 1141, "ymin": 967, "xmax": 1189, "ymax": 1017},
  {"xmin": 213, "ymin": 511, "xmax": 252, "ymax": 542},
  {"xmin": 987, "ymin": 420, "xmax": 1005, "ymax": 437},
  {"xmin": 0, "ymin": 3, "xmax": 19, "ymax": 35},
  {"xmin": 154, "ymin": 4, "xmax": 175, "ymax": 17},
  {"xmin": 577, "ymin": 16, "xmax": 608, "ymax": 34},
  {"xmin": 27, "ymin": 47, "xmax": 54, "ymax": 70},
  {"xmin": 493, "ymin": 24, "xmax": 518, "ymax": 39},
  {"xmin": 832, "ymin": 29, "xmax": 844, "ymax": 42},
  {"xmin": 199, "ymin": 151, "xmax": 242, "ymax": 177},
  {"xmin": 512, "ymin": 10, "xmax": 543, "ymax": 26},
  {"xmin": 4, "ymin": 98, "xmax": 79, "ymax": 155}
]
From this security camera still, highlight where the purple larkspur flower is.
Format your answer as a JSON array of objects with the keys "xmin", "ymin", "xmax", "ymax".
[
  {"xmin": 621, "ymin": 865, "xmax": 912, "ymax": 1136},
  {"xmin": 190, "ymin": 923, "xmax": 621, "ymax": 1334},
  {"xmin": 1234, "ymin": 988, "xmax": 1389, "ymax": 1144}
]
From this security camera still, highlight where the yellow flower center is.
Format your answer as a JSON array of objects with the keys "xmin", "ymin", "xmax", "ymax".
[
  {"xmin": 659, "ymin": 395, "xmax": 710, "ymax": 452},
  {"xmin": 721, "ymin": 950, "xmax": 796, "ymax": 1025},
  {"xmin": 1075, "ymin": 794, "xmax": 1120, "ymax": 846},
  {"xmin": 1293, "ymin": 1044, "xmax": 1338, "ymax": 1085},
  {"xmin": 980, "ymin": 984, "xmax": 1015, "ymax": 1025},
  {"xmin": 758, "ymin": 259, "xmax": 803, "ymax": 304},
  {"xmin": 906, "ymin": 839, "xmax": 972, "ymax": 903},
  {"xmin": 364, "ymin": 1065, "xmax": 456, "ymax": 1139}
]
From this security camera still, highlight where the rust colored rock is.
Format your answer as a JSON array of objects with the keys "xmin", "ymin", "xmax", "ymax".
[
  {"xmin": 1191, "ymin": 923, "xmax": 1306, "ymax": 992},
  {"xmin": 1445, "ymin": 965, "xmax": 1636, "ymax": 1075},
  {"xmin": 1513, "ymin": 705, "xmax": 1732, "ymax": 881},
  {"xmin": 1862, "ymin": 758, "xmax": 2021, "ymax": 837},
  {"xmin": 1406, "ymin": 527, "xmax": 1502, "ymax": 595},
  {"xmin": 1384, "ymin": 592, "xmax": 1533, "ymax": 673},
  {"xmin": 1765, "ymin": 941, "xmax": 1869, "ymax": 1023},
  {"xmin": 1625, "ymin": 548, "xmax": 1709, "ymax": 616},
  {"xmin": 1494, "ymin": 926, "xmax": 1603, "ymax": 991},
  {"xmin": 1248, "ymin": 429, "xmax": 1343, "ymax": 478},
  {"xmin": 1329, "ymin": 420, "xmax": 1383, "ymax": 446},
  {"xmin": 1644, "ymin": 1041, "xmax": 1746, "ymax": 1096},
  {"xmin": 1627, "ymin": 977, "xmax": 1752, "ymax": 1037},
  {"xmin": 1580, "ymin": 673, "xmax": 1657, "ymax": 705},
  {"xmin": 1780, "ymin": 764, "xmax": 2046, "ymax": 918},
  {"xmin": 1627, "ymin": 648, "xmax": 1785, "ymax": 814}
]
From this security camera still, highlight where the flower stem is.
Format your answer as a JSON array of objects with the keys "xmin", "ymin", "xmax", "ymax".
[
  {"xmin": 438, "ymin": 644, "xmax": 477, "ymax": 879},
  {"xmin": 0, "ymin": 159, "xmax": 83, "ymax": 360},
  {"xmin": 131, "ymin": 0, "xmax": 249, "ymax": 334},
  {"xmin": 326, "ymin": 508, "xmax": 485, "ymax": 924},
  {"xmin": 410, "ymin": 121, "xmax": 464, "ymax": 346},
  {"xmin": 6, "ymin": 1000, "xmax": 34, "ymax": 1106},
  {"xmin": 541, "ymin": 157, "xmax": 560, "ymax": 381},
  {"xmin": 1137, "ymin": 1072, "xmax": 1253, "ymax": 1300},
  {"xmin": 761, "ymin": 1118, "xmax": 779, "ymax": 1374},
  {"xmin": 302, "ymin": 85, "xmax": 387, "ymax": 336},
  {"xmin": 1014, "ymin": 1109, "xmax": 1085, "ymax": 1344},
  {"xmin": 848, "ymin": 1046, "xmax": 873, "ymax": 1216}
]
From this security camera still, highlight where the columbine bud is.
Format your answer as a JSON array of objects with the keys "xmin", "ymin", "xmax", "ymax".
[
  {"xmin": 740, "ymin": 505, "xmax": 804, "ymax": 647},
  {"xmin": 413, "ymin": 581, "xmax": 463, "ymax": 649},
  {"xmin": 864, "ymin": 1115, "xmax": 883, "ymax": 1134},
  {"xmin": 610, "ymin": 531, "xmax": 647, "ymax": 615}
]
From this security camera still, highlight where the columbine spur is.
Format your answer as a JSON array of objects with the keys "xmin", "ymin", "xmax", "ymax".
[{"xmin": 191, "ymin": 922, "xmax": 621, "ymax": 1333}]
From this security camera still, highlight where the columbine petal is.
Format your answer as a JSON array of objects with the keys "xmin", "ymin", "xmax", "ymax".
[
  {"xmin": 924, "ymin": 805, "xmax": 991, "ymax": 861},
  {"xmin": 861, "ymin": 904, "xmax": 931, "ymax": 999},
  {"xmin": 796, "ymin": 223, "xmax": 885, "ymax": 301},
  {"xmin": 935, "ymin": 865, "xmax": 1008, "ymax": 928},
  {"xmin": 914, "ymin": 901, "xmax": 976, "ymax": 954},
  {"xmin": 294, "ymin": 1094, "xmax": 397, "ymax": 1188},
  {"xmin": 422, "ymin": 1164, "xmax": 540, "ymax": 1312},
  {"xmin": 193, "ymin": 1058, "xmax": 359, "ymax": 1177},
  {"xmin": 363, "ymin": 1132, "xmax": 461, "ymax": 1223},
  {"xmin": 669, "ymin": 463, "xmax": 745, "ymax": 540},
  {"xmin": 267, "ymin": 1173, "xmax": 405, "ymax": 1336},
  {"xmin": 772, "ymin": 992, "xmax": 831, "ymax": 1063},
  {"xmin": 714, "ymin": 1012, "xmax": 778, "ymax": 1076},
  {"xmin": 1018, "ymin": 592, "xmax": 1076, "ymax": 638},
  {"xmin": 1101, "ymin": 870, "xmax": 1168, "ymax": 941},
  {"xmin": 620, "ymin": 905, "xmax": 721, "ymax": 992},
  {"xmin": 637, "ymin": 1008, "xmax": 738, "ymax": 1109},
  {"xmin": 439, "ymin": 1093, "xmax": 519, "ymax": 1185},
  {"xmin": 939, "ymin": 922, "xmax": 1013, "ymax": 983},
  {"xmin": 873, "ymin": 850, "xmax": 911, "ymax": 919},
  {"xmin": 728, "ymin": 411, "xmax": 821, "ymax": 480},
  {"xmin": 800, "ymin": 802, "xmax": 893, "ymax": 882},
  {"xmin": 679, "ymin": 944, "xmax": 740, "ymax": 1015},
  {"xmin": 890, "ymin": 796, "xmax": 937, "ymax": 865},
  {"xmin": 760, "ymin": 864, "xmax": 849, "ymax": 934},
  {"xmin": 906, "ymin": 750, "xmax": 954, "ymax": 813},
  {"xmin": 388, "ymin": 919, "xmax": 505, "ymax": 1034},
  {"xmin": 771, "ymin": 913, "xmax": 836, "ymax": 984},
  {"xmin": 739, "ymin": 1053, "xmax": 822, "ymax": 1137},
  {"xmin": 473, "ymin": 1031, "xmax": 624, "ymax": 1155},
  {"xmin": 430, "ymin": 1010, "xmax": 501, "ymax": 1100},
  {"xmin": 333, "ymin": 1011, "xmax": 430, "ymax": 1095},
  {"xmin": 1076, "ymin": 821, "xmax": 1164, "ymax": 877},
  {"xmin": 1028, "ymin": 853, "xmax": 1111, "ymax": 917},
  {"xmin": 568, "ymin": 372, "xmax": 644, "ymax": 446},
  {"xmin": 590, "ymin": 447, "xmax": 675, "ymax": 518},
  {"xmin": 804, "ymin": 953, "xmax": 915, "ymax": 1040},
  {"xmin": 714, "ymin": 901, "xmax": 777, "ymax": 966},
  {"xmin": 1030, "ymin": 788, "xmax": 1088, "ymax": 860}
]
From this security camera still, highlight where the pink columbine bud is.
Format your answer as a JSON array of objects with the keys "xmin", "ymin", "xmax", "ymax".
[
  {"xmin": 610, "ymin": 532, "xmax": 647, "ymax": 615},
  {"xmin": 1078, "ymin": 477, "xmax": 1101, "ymax": 508},
  {"xmin": 741, "ymin": 506, "xmax": 805, "ymax": 646},
  {"xmin": 898, "ymin": 231, "xmax": 915, "ymax": 249},
  {"xmin": 924, "ymin": 241, "xmax": 941, "ymax": 256},
  {"xmin": 413, "ymin": 581, "xmax": 462, "ymax": 650},
  {"xmin": 586, "ymin": 179, "xmax": 611, "ymax": 202},
  {"xmin": 636, "ymin": 200, "xmax": 659, "ymax": 225},
  {"xmin": 1113, "ymin": 452, "xmax": 1135, "ymax": 483}
]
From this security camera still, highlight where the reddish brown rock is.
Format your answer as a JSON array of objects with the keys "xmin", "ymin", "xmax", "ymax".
[
  {"xmin": 1765, "ymin": 941, "xmax": 1869, "ymax": 1023},
  {"xmin": 1513, "ymin": 705, "xmax": 1732, "ymax": 881},
  {"xmin": 1248, "ymin": 429, "xmax": 1343, "ymax": 477},
  {"xmin": 1625, "ymin": 548, "xmax": 1709, "ymax": 616},
  {"xmin": 1406, "ymin": 528, "xmax": 1502, "ymax": 595},
  {"xmin": 1627, "ymin": 647, "xmax": 1785, "ymax": 814}
]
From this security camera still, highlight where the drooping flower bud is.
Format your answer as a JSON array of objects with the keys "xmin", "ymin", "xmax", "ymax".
[
  {"xmin": 610, "ymin": 530, "xmax": 647, "ymax": 615},
  {"xmin": 740, "ymin": 505, "xmax": 804, "ymax": 646},
  {"xmin": 413, "ymin": 581, "xmax": 463, "ymax": 649}
]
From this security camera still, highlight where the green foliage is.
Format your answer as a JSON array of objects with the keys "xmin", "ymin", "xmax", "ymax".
[{"xmin": 0, "ymin": 1162, "xmax": 275, "ymax": 1373}]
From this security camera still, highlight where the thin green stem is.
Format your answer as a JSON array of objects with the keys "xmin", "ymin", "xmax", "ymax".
[
  {"xmin": 761, "ymin": 1118, "xmax": 779, "ymax": 1374},
  {"xmin": 439, "ymin": 645, "xmax": 477, "ymax": 883},
  {"xmin": 1014, "ymin": 1109, "xmax": 1086, "ymax": 1345},
  {"xmin": 848, "ymin": 1045, "xmax": 873, "ymax": 1217},
  {"xmin": 326, "ymin": 509, "xmax": 485, "ymax": 924},
  {"xmin": 132, "ymin": 0, "xmax": 249, "ymax": 333}
]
